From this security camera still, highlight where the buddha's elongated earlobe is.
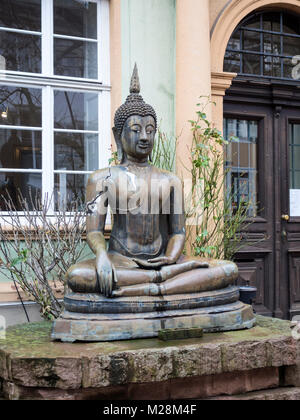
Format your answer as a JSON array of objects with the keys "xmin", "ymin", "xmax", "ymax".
[
  {"xmin": 149, "ymin": 153, "xmax": 153, "ymax": 163},
  {"xmin": 112, "ymin": 127, "xmax": 125, "ymax": 163}
]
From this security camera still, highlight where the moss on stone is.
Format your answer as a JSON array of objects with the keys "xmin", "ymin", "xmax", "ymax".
[{"xmin": 0, "ymin": 315, "xmax": 292, "ymax": 360}]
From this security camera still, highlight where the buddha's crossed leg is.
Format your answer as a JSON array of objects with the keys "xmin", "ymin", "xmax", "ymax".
[
  {"xmin": 66, "ymin": 254, "xmax": 237, "ymax": 297},
  {"xmin": 67, "ymin": 257, "xmax": 206, "ymax": 295}
]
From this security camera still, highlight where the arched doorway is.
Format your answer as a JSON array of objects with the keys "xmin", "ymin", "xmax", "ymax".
[{"xmin": 223, "ymin": 9, "xmax": 300, "ymax": 319}]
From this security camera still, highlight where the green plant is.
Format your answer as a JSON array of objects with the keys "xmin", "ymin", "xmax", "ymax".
[
  {"xmin": 0, "ymin": 193, "xmax": 89, "ymax": 320},
  {"xmin": 152, "ymin": 129, "xmax": 177, "ymax": 172},
  {"xmin": 184, "ymin": 98, "xmax": 254, "ymax": 260}
]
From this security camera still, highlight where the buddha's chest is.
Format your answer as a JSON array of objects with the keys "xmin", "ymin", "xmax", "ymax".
[{"xmin": 107, "ymin": 168, "xmax": 170, "ymax": 213}]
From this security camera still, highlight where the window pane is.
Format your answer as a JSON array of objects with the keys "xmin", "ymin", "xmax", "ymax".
[
  {"xmin": 242, "ymin": 15, "xmax": 261, "ymax": 30},
  {"xmin": 224, "ymin": 119, "xmax": 258, "ymax": 217},
  {"xmin": 293, "ymin": 147, "xmax": 300, "ymax": 170},
  {"xmin": 0, "ymin": 86, "xmax": 42, "ymax": 127},
  {"xmin": 0, "ymin": 0, "xmax": 41, "ymax": 32},
  {"xmin": 264, "ymin": 56, "xmax": 281, "ymax": 77},
  {"xmin": 291, "ymin": 124, "xmax": 300, "ymax": 145},
  {"xmin": 283, "ymin": 13, "xmax": 300, "ymax": 35},
  {"xmin": 54, "ymin": 38, "xmax": 97, "ymax": 79},
  {"xmin": 263, "ymin": 12, "xmax": 281, "ymax": 32},
  {"xmin": 224, "ymin": 51, "xmax": 241, "ymax": 73},
  {"xmin": 0, "ymin": 172, "xmax": 41, "ymax": 211},
  {"xmin": 290, "ymin": 125, "xmax": 300, "ymax": 189},
  {"xmin": 237, "ymin": 120, "xmax": 248, "ymax": 141},
  {"xmin": 239, "ymin": 143, "xmax": 249, "ymax": 167},
  {"xmin": 54, "ymin": 133, "xmax": 98, "ymax": 171},
  {"xmin": 54, "ymin": 90, "xmax": 98, "ymax": 131},
  {"xmin": 0, "ymin": 129, "xmax": 41, "ymax": 169},
  {"xmin": 243, "ymin": 30, "xmax": 260, "ymax": 52},
  {"xmin": 283, "ymin": 36, "xmax": 300, "ymax": 57},
  {"xmin": 54, "ymin": 0, "xmax": 97, "ymax": 39},
  {"xmin": 0, "ymin": 31, "xmax": 41, "ymax": 73},
  {"xmin": 243, "ymin": 53, "xmax": 261, "ymax": 75},
  {"xmin": 228, "ymin": 30, "xmax": 241, "ymax": 50},
  {"xmin": 263, "ymin": 33, "xmax": 281, "ymax": 54},
  {"xmin": 54, "ymin": 173, "xmax": 88, "ymax": 210}
]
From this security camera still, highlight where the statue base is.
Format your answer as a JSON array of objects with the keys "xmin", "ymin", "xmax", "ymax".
[{"xmin": 51, "ymin": 286, "xmax": 255, "ymax": 342}]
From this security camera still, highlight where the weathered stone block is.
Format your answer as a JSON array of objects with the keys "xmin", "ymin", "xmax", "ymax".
[
  {"xmin": 171, "ymin": 344, "xmax": 222, "ymax": 377},
  {"xmin": 169, "ymin": 367, "xmax": 279, "ymax": 399},
  {"xmin": 11, "ymin": 357, "xmax": 83, "ymax": 389}
]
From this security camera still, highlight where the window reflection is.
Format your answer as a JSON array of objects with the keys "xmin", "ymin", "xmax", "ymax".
[
  {"xmin": 0, "ymin": 86, "xmax": 42, "ymax": 127},
  {"xmin": 0, "ymin": 32, "xmax": 41, "ymax": 73},
  {"xmin": 54, "ymin": 173, "xmax": 88, "ymax": 211},
  {"xmin": 54, "ymin": 132, "xmax": 98, "ymax": 171},
  {"xmin": 54, "ymin": 38, "xmax": 97, "ymax": 79},
  {"xmin": 54, "ymin": 90, "xmax": 98, "ymax": 131},
  {"xmin": 54, "ymin": 0, "xmax": 97, "ymax": 39},
  {"xmin": 0, "ymin": 0, "xmax": 41, "ymax": 32},
  {"xmin": 0, "ymin": 172, "xmax": 41, "ymax": 211},
  {"xmin": 224, "ymin": 119, "xmax": 259, "ymax": 217},
  {"xmin": 0, "ymin": 129, "xmax": 41, "ymax": 169}
]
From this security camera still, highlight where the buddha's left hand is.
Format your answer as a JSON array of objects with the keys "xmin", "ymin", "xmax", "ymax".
[{"xmin": 133, "ymin": 256, "xmax": 175, "ymax": 269}]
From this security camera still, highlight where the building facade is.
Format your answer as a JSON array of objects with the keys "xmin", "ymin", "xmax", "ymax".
[{"xmin": 0, "ymin": 0, "xmax": 299, "ymax": 324}]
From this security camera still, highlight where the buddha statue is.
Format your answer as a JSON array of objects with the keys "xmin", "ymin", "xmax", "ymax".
[{"xmin": 52, "ymin": 65, "xmax": 255, "ymax": 342}]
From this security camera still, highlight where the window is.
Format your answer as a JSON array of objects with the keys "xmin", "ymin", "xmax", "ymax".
[
  {"xmin": 0, "ymin": 0, "xmax": 110, "ymax": 211},
  {"xmin": 224, "ymin": 118, "xmax": 258, "ymax": 217},
  {"xmin": 224, "ymin": 10, "xmax": 300, "ymax": 80},
  {"xmin": 290, "ymin": 123, "xmax": 300, "ymax": 189}
]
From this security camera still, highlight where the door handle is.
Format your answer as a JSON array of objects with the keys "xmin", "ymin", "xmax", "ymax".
[{"xmin": 281, "ymin": 214, "xmax": 290, "ymax": 221}]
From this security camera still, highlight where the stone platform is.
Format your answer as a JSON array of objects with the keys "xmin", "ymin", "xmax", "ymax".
[
  {"xmin": 1, "ymin": 316, "xmax": 300, "ymax": 400},
  {"xmin": 52, "ymin": 286, "xmax": 256, "ymax": 342}
]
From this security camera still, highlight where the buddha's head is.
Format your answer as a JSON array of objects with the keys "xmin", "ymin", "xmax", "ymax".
[{"xmin": 113, "ymin": 64, "xmax": 157, "ymax": 163}]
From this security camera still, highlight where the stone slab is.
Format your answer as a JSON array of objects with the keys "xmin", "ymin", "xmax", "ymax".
[
  {"xmin": 64, "ymin": 286, "xmax": 240, "ymax": 314},
  {"xmin": 0, "ymin": 366, "xmax": 280, "ymax": 400},
  {"xmin": 51, "ymin": 301, "xmax": 255, "ymax": 342},
  {"xmin": 0, "ymin": 315, "xmax": 297, "ymax": 399},
  {"xmin": 208, "ymin": 387, "xmax": 300, "ymax": 401}
]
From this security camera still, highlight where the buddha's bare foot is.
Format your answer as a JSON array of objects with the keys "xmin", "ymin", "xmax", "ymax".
[
  {"xmin": 112, "ymin": 283, "xmax": 162, "ymax": 298},
  {"xmin": 160, "ymin": 260, "xmax": 209, "ymax": 281}
]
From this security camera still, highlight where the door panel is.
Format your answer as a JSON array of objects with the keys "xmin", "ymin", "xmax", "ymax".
[
  {"xmin": 224, "ymin": 79, "xmax": 300, "ymax": 319},
  {"xmin": 280, "ymin": 108, "xmax": 300, "ymax": 318},
  {"xmin": 224, "ymin": 102, "xmax": 275, "ymax": 316}
]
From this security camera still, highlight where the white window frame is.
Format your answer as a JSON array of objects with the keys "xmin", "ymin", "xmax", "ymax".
[{"xmin": 0, "ymin": 0, "xmax": 111, "ymax": 216}]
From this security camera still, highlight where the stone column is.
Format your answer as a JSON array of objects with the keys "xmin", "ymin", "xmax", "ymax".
[
  {"xmin": 176, "ymin": 0, "xmax": 212, "ymax": 179},
  {"xmin": 211, "ymin": 71, "xmax": 237, "ymax": 132}
]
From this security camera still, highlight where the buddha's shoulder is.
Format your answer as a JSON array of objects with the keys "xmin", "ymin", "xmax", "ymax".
[{"xmin": 152, "ymin": 167, "xmax": 182, "ymax": 184}]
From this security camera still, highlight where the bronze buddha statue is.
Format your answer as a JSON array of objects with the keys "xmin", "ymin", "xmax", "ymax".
[
  {"xmin": 66, "ymin": 64, "xmax": 236, "ymax": 299},
  {"xmin": 52, "ymin": 65, "xmax": 255, "ymax": 342}
]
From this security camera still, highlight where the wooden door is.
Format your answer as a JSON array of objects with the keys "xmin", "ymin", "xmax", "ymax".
[{"xmin": 224, "ymin": 79, "xmax": 300, "ymax": 319}]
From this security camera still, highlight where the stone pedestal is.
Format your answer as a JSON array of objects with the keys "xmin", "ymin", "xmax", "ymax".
[
  {"xmin": 1, "ymin": 316, "xmax": 300, "ymax": 400},
  {"xmin": 52, "ymin": 286, "xmax": 255, "ymax": 342}
]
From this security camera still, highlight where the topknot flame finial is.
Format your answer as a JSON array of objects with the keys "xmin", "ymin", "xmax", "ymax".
[{"xmin": 130, "ymin": 63, "xmax": 140, "ymax": 94}]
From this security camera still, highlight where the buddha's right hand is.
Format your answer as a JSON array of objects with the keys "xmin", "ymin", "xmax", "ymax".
[{"xmin": 96, "ymin": 251, "xmax": 117, "ymax": 298}]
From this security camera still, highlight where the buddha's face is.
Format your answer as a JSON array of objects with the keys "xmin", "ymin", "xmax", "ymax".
[{"xmin": 120, "ymin": 115, "xmax": 156, "ymax": 161}]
